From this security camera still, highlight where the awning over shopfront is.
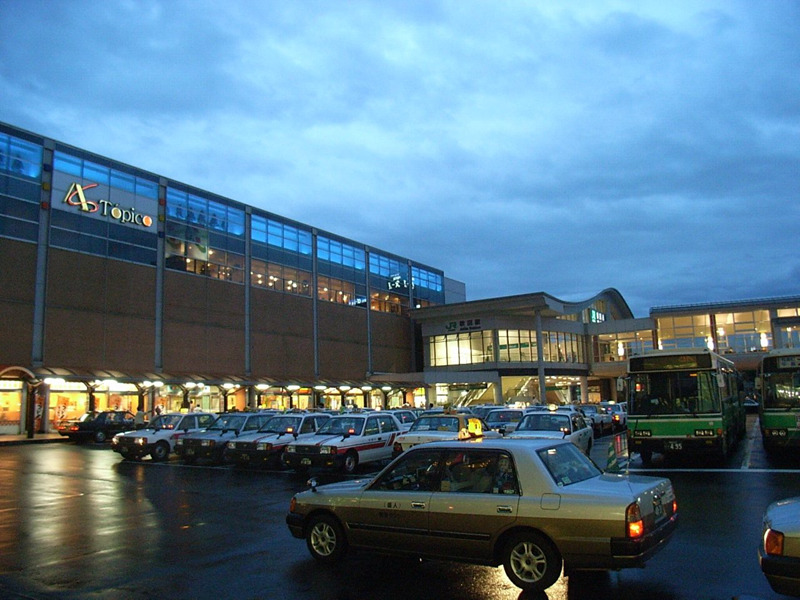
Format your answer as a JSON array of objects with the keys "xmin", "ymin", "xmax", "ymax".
[{"xmin": 0, "ymin": 365, "xmax": 427, "ymax": 392}]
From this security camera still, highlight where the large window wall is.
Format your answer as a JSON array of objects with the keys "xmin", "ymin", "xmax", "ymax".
[
  {"xmin": 250, "ymin": 215, "xmax": 312, "ymax": 296},
  {"xmin": 51, "ymin": 151, "xmax": 159, "ymax": 266},
  {"xmin": 317, "ymin": 235, "xmax": 366, "ymax": 306},
  {"xmin": 657, "ymin": 310, "xmax": 773, "ymax": 353},
  {"xmin": 428, "ymin": 329, "xmax": 585, "ymax": 367},
  {"xmin": 165, "ymin": 188, "xmax": 246, "ymax": 282},
  {"xmin": 0, "ymin": 132, "xmax": 42, "ymax": 243},
  {"xmin": 593, "ymin": 330, "xmax": 654, "ymax": 362}
]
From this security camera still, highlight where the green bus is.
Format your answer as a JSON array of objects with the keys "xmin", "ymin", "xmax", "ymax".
[
  {"xmin": 626, "ymin": 349, "xmax": 745, "ymax": 465},
  {"xmin": 757, "ymin": 349, "xmax": 800, "ymax": 454}
]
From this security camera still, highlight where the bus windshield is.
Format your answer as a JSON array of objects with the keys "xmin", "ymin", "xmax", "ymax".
[
  {"xmin": 762, "ymin": 370, "xmax": 800, "ymax": 409},
  {"xmin": 629, "ymin": 371, "xmax": 720, "ymax": 415}
]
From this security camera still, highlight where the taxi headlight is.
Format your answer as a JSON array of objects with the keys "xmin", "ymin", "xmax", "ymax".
[
  {"xmin": 286, "ymin": 445, "xmax": 296, "ymax": 453},
  {"xmin": 201, "ymin": 439, "xmax": 215, "ymax": 447},
  {"xmin": 135, "ymin": 437, "xmax": 147, "ymax": 446},
  {"xmin": 227, "ymin": 441, "xmax": 236, "ymax": 449},
  {"xmin": 319, "ymin": 446, "xmax": 335, "ymax": 455},
  {"xmin": 256, "ymin": 442, "xmax": 273, "ymax": 451},
  {"xmin": 176, "ymin": 438, "xmax": 184, "ymax": 446}
]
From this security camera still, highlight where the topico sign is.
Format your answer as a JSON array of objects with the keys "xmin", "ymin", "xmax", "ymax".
[{"xmin": 62, "ymin": 182, "xmax": 154, "ymax": 228}]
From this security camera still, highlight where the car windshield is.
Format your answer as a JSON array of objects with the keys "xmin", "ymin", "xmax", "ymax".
[
  {"xmin": 517, "ymin": 413, "xmax": 570, "ymax": 433},
  {"xmin": 409, "ymin": 416, "xmax": 461, "ymax": 432},
  {"xmin": 78, "ymin": 412, "xmax": 99, "ymax": 423},
  {"xmin": 260, "ymin": 416, "xmax": 302, "ymax": 434},
  {"xmin": 537, "ymin": 443, "xmax": 601, "ymax": 487},
  {"xmin": 487, "ymin": 411, "xmax": 521, "ymax": 423},
  {"xmin": 208, "ymin": 414, "xmax": 248, "ymax": 431},
  {"xmin": 317, "ymin": 416, "xmax": 364, "ymax": 436},
  {"xmin": 581, "ymin": 405, "xmax": 598, "ymax": 415},
  {"xmin": 149, "ymin": 415, "xmax": 182, "ymax": 430}
]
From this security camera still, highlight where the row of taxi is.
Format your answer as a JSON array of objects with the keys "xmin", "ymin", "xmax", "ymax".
[{"xmin": 106, "ymin": 403, "xmax": 604, "ymax": 473}]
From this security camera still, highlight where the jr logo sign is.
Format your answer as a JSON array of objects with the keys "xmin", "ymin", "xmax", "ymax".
[{"xmin": 63, "ymin": 182, "xmax": 154, "ymax": 228}]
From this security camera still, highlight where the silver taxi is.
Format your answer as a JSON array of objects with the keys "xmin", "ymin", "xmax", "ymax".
[
  {"xmin": 760, "ymin": 496, "xmax": 800, "ymax": 597},
  {"xmin": 286, "ymin": 437, "xmax": 677, "ymax": 593},
  {"xmin": 507, "ymin": 408, "xmax": 594, "ymax": 454}
]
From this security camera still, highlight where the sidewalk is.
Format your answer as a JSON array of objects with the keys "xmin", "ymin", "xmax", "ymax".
[{"xmin": 0, "ymin": 433, "xmax": 67, "ymax": 446}]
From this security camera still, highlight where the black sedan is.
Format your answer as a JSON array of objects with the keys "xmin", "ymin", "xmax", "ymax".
[{"xmin": 57, "ymin": 410, "xmax": 136, "ymax": 443}]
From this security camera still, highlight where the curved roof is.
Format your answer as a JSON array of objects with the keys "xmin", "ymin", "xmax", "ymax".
[{"xmin": 411, "ymin": 288, "xmax": 635, "ymax": 321}]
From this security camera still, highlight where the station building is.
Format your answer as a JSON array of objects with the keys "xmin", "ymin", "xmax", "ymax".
[
  {"xmin": 412, "ymin": 292, "xmax": 800, "ymax": 408},
  {"xmin": 1, "ymin": 121, "xmax": 798, "ymax": 437},
  {"xmin": 0, "ymin": 122, "xmax": 461, "ymax": 435}
]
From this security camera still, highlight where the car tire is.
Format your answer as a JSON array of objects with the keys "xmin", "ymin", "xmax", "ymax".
[
  {"xmin": 502, "ymin": 530, "xmax": 562, "ymax": 593},
  {"xmin": 94, "ymin": 431, "xmax": 107, "ymax": 443},
  {"xmin": 306, "ymin": 514, "xmax": 348, "ymax": 564},
  {"xmin": 342, "ymin": 451, "xmax": 359, "ymax": 474},
  {"xmin": 151, "ymin": 441, "xmax": 170, "ymax": 461}
]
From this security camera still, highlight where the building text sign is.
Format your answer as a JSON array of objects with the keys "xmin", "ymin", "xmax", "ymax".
[{"xmin": 62, "ymin": 182, "xmax": 154, "ymax": 228}]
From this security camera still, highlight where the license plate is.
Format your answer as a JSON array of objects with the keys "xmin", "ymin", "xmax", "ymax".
[
  {"xmin": 665, "ymin": 441, "xmax": 682, "ymax": 451},
  {"xmin": 301, "ymin": 458, "xmax": 311, "ymax": 465},
  {"xmin": 653, "ymin": 497, "xmax": 664, "ymax": 520}
]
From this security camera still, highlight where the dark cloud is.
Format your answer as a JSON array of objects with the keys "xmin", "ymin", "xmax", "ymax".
[{"xmin": 1, "ymin": 0, "xmax": 798, "ymax": 316}]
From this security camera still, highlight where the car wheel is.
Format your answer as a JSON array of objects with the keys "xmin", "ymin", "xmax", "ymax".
[
  {"xmin": 306, "ymin": 514, "xmax": 348, "ymax": 564},
  {"xmin": 94, "ymin": 430, "xmax": 107, "ymax": 443},
  {"xmin": 502, "ymin": 531, "xmax": 562, "ymax": 592},
  {"xmin": 342, "ymin": 451, "xmax": 359, "ymax": 474},
  {"xmin": 150, "ymin": 441, "xmax": 170, "ymax": 461}
]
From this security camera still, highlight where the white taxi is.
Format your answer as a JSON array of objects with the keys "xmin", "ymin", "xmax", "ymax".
[
  {"xmin": 111, "ymin": 412, "xmax": 217, "ymax": 461},
  {"xmin": 392, "ymin": 412, "xmax": 500, "ymax": 457},
  {"xmin": 506, "ymin": 408, "xmax": 594, "ymax": 454},
  {"xmin": 282, "ymin": 412, "xmax": 403, "ymax": 474}
]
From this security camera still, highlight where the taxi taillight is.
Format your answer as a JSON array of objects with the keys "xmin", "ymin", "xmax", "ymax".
[
  {"xmin": 764, "ymin": 528, "xmax": 784, "ymax": 556},
  {"xmin": 626, "ymin": 502, "xmax": 644, "ymax": 538}
]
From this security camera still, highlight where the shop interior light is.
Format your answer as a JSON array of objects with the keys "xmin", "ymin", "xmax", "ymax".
[
  {"xmin": 361, "ymin": 386, "xmax": 373, "ymax": 392},
  {"xmin": 339, "ymin": 385, "xmax": 351, "ymax": 392},
  {"xmin": 286, "ymin": 384, "xmax": 301, "ymax": 392},
  {"xmin": 256, "ymin": 384, "xmax": 270, "ymax": 391},
  {"xmin": 314, "ymin": 385, "xmax": 327, "ymax": 391},
  {"xmin": 185, "ymin": 382, "xmax": 197, "ymax": 389},
  {"xmin": 44, "ymin": 377, "xmax": 65, "ymax": 386},
  {"xmin": 381, "ymin": 386, "xmax": 392, "ymax": 392}
]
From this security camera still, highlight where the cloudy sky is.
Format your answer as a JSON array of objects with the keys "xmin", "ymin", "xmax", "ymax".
[{"xmin": 2, "ymin": 1, "xmax": 798, "ymax": 316}]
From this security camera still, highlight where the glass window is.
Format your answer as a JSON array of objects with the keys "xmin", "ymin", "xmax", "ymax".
[
  {"xmin": 0, "ymin": 134, "xmax": 43, "ymax": 179},
  {"xmin": 371, "ymin": 448, "xmax": 442, "ymax": 492}
]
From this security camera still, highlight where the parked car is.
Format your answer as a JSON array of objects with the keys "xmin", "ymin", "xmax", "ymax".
[
  {"xmin": 392, "ymin": 412, "xmax": 501, "ymax": 457},
  {"xmin": 760, "ymin": 496, "xmax": 800, "ymax": 597},
  {"xmin": 484, "ymin": 408, "xmax": 524, "ymax": 434},
  {"xmin": 175, "ymin": 412, "xmax": 274, "ymax": 464},
  {"xmin": 283, "ymin": 412, "xmax": 403, "ymax": 474},
  {"xmin": 111, "ymin": 412, "xmax": 217, "ymax": 461},
  {"xmin": 286, "ymin": 437, "xmax": 677, "ymax": 593},
  {"xmin": 506, "ymin": 408, "xmax": 594, "ymax": 454},
  {"xmin": 601, "ymin": 401, "xmax": 628, "ymax": 431},
  {"xmin": 577, "ymin": 404, "xmax": 613, "ymax": 437},
  {"xmin": 389, "ymin": 409, "xmax": 418, "ymax": 430},
  {"xmin": 57, "ymin": 410, "xmax": 135, "ymax": 443},
  {"xmin": 224, "ymin": 412, "xmax": 331, "ymax": 467}
]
